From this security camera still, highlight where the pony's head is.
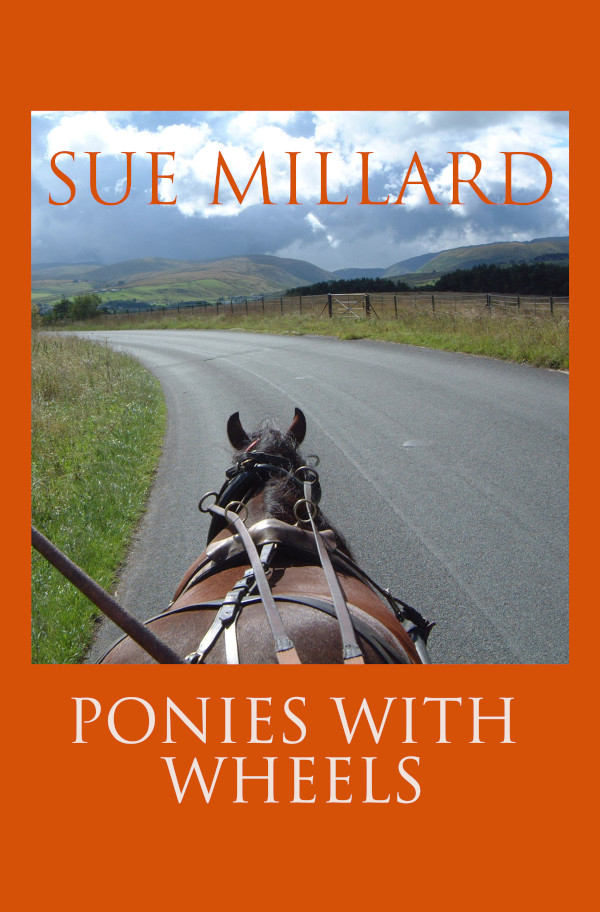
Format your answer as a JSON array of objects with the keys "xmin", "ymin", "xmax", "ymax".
[{"xmin": 216, "ymin": 407, "xmax": 351, "ymax": 555}]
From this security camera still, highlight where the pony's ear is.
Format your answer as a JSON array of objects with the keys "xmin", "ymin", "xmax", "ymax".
[
  {"xmin": 287, "ymin": 407, "xmax": 306, "ymax": 446},
  {"xmin": 227, "ymin": 412, "xmax": 250, "ymax": 449}
]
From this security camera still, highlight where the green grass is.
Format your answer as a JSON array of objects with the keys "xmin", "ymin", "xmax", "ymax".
[
  {"xmin": 31, "ymin": 334, "xmax": 166, "ymax": 663},
  {"xmin": 53, "ymin": 307, "xmax": 569, "ymax": 370},
  {"xmin": 32, "ymin": 281, "xmax": 96, "ymax": 307}
]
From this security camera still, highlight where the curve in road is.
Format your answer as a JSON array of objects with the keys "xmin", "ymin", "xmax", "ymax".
[{"xmin": 80, "ymin": 330, "xmax": 568, "ymax": 665}]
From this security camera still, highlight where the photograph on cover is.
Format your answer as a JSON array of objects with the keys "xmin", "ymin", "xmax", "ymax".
[{"xmin": 31, "ymin": 110, "xmax": 569, "ymax": 666}]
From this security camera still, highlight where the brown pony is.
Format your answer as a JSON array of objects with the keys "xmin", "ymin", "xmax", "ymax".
[{"xmin": 100, "ymin": 409, "xmax": 432, "ymax": 664}]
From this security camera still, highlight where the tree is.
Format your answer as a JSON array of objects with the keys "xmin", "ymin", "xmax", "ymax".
[
  {"xmin": 433, "ymin": 262, "xmax": 568, "ymax": 295},
  {"xmin": 48, "ymin": 292, "xmax": 103, "ymax": 322},
  {"xmin": 52, "ymin": 296, "xmax": 71, "ymax": 320},
  {"xmin": 70, "ymin": 293, "xmax": 102, "ymax": 319}
]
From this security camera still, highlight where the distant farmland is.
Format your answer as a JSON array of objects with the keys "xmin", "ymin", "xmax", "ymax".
[
  {"xmin": 31, "ymin": 254, "xmax": 337, "ymax": 311},
  {"xmin": 32, "ymin": 240, "xmax": 569, "ymax": 312}
]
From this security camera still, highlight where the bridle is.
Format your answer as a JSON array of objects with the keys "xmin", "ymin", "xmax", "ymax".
[{"xmin": 205, "ymin": 446, "xmax": 321, "ymax": 543}]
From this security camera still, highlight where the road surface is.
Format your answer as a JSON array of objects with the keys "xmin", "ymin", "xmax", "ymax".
[{"xmin": 78, "ymin": 330, "xmax": 568, "ymax": 664}]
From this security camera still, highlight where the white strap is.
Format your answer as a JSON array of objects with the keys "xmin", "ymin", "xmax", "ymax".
[
  {"xmin": 208, "ymin": 504, "xmax": 300, "ymax": 664},
  {"xmin": 300, "ymin": 481, "xmax": 364, "ymax": 664}
]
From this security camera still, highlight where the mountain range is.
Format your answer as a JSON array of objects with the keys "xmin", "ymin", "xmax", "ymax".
[
  {"xmin": 31, "ymin": 237, "xmax": 568, "ymax": 309},
  {"xmin": 383, "ymin": 236, "xmax": 569, "ymax": 278}
]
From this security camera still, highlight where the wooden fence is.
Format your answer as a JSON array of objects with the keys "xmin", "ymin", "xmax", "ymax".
[{"xmin": 97, "ymin": 290, "xmax": 569, "ymax": 320}]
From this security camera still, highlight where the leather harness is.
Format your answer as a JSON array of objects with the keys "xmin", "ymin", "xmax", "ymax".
[
  {"xmin": 181, "ymin": 452, "xmax": 431, "ymax": 664},
  {"xmin": 99, "ymin": 449, "xmax": 434, "ymax": 665}
]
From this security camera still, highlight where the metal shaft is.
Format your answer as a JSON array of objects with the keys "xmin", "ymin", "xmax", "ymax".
[{"xmin": 31, "ymin": 526, "xmax": 184, "ymax": 664}]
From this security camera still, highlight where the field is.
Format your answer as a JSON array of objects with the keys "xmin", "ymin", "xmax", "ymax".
[
  {"xmin": 33, "ymin": 243, "xmax": 569, "ymax": 310},
  {"xmin": 32, "ymin": 280, "xmax": 97, "ymax": 307},
  {"xmin": 47, "ymin": 292, "xmax": 569, "ymax": 370},
  {"xmin": 31, "ymin": 334, "xmax": 166, "ymax": 662},
  {"xmin": 31, "ymin": 254, "xmax": 336, "ymax": 309}
]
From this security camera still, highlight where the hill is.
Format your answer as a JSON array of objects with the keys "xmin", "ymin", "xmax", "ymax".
[
  {"xmin": 32, "ymin": 237, "xmax": 570, "ymax": 310},
  {"xmin": 332, "ymin": 267, "xmax": 386, "ymax": 280},
  {"xmin": 383, "ymin": 252, "xmax": 436, "ymax": 275},
  {"xmin": 384, "ymin": 237, "xmax": 569, "ymax": 278},
  {"xmin": 32, "ymin": 255, "xmax": 336, "ymax": 308}
]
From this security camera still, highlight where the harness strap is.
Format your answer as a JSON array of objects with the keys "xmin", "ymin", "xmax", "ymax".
[
  {"xmin": 181, "ymin": 517, "xmax": 432, "ymax": 655},
  {"xmin": 178, "ymin": 521, "xmax": 339, "ymax": 603},
  {"xmin": 276, "ymin": 595, "xmax": 411, "ymax": 663},
  {"xmin": 98, "ymin": 593, "xmax": 413, "ymax": 664},
  {"xmin": 300, "ymin": 479, "xmax": 365, "ymax": 664},
  {"xmin": 224, "ymin": 617, "xmax": 240, "ymax": 664},
  {"xmin": 207, "ymin": 503, "xmax": 300, "ymax": 664},
  {"xmin": 322, "ymin": 549, "xmax": 434, "ymax": 662},
  {"xmin": 184, "ymin": 567, "xmax": 255, "ymax": 664}
]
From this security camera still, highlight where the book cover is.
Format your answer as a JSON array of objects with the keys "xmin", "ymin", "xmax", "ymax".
[{"xmin": 6, "ymin": 8, "xmax": 590, "ymax": 910}]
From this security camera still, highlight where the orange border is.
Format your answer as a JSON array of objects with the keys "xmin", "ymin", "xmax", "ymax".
[{"xmin": 6, "ymin": 8, "xmax": 590, "ymax": 909}]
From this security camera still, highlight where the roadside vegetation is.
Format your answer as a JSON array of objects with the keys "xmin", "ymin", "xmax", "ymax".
[
  {"xmin": 46, "ymin": 308, "xmax": 569, "ymax": 370},
  {"xmin": 37, "ymin": 259, "xmax": 569, "ymax": 370},
  {"xmin": 31, "ymin": 334, "xmax": 166, "ymax": 663}
]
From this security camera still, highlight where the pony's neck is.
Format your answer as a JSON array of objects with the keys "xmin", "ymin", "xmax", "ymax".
[{"xmin": 244, "ymin": 491, "xmax": 271, "ymax": 527}]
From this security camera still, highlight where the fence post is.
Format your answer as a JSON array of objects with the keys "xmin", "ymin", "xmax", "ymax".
[
  {"xmin": 365, "ymin": 294, "xmax": 371, "ymax": 317},
  {"xmin": 299, "ymin": 295, "xmax": 302, "ymax": 314},
  {"xmin": 486, "ymin": 294, "xmax": 491, "ymax": 311},
  {"xmin": 280, "ymin": 297, "xmax": 283, "ymax": 313},
  {"xmin": 431, "ymin": 294, "xmax": 435, "ymax": 313},
  {"xmin": 230, "ymin": 299, "xmax": 234, "ymax": 314},
  {"xmin": 261, "ymin": 296, "xmax": 265, "ymax": 314},
  {"xmin": 245, "ymin": 298, "xmax": 248, "ymax": 315},
  {"xmin": 517, "ymin": 296, "xmax": 520, "ymax": 311},
  {"xmin": 327, "ymin": 293, "xmax": 333, "ymax": 318},
  {"xmin": 550, "ymin": 295, "xmax": 554, "ymax": 315},
  {"xmin": 394, "ymin": 294, "xmax": 398, "ymax": 318}
]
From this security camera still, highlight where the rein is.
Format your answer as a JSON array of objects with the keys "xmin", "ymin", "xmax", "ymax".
[
  {"xmin": 176, "ymin": 454, "xmax": 433, "ymax": 665},
  {"xmin": 193, "ymin": 499, "xmax": 300, "ymax": 664}
]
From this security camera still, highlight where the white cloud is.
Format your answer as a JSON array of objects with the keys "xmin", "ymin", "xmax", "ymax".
[
  {"xmin": 32, "ymin": 111, "xmax": 569, "ymax": 269},
  {"xmin": 304, "ymin": 212, "xmax": 337, "ymax": 247},
  {"xmin": 306, "ymin": 212, "xmax": 326, "ymax": 232}
]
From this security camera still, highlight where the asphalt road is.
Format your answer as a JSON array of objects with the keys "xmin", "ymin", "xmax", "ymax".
[{"xmin": 80, "ymin": 330, "xmax": 569, "ymax": 665}]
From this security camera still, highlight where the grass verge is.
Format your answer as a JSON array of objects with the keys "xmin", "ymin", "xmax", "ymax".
[
  {"xmin": 31, "ymin": 334, "xmax": 166, "ymax": 663},
  {"xmin": 52, "ymin": 308, "xmax": 569, "ymax": 370}
]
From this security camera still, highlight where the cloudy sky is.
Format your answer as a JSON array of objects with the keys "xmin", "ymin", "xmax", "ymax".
[{"xmin": 31, "ymin": 111, "xmax": 569, "ymax": 270}]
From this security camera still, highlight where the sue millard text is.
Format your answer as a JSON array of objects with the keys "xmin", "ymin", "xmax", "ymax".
[{"xmin": 48, "ymin": 150, "xmax": 552, "ymax": 207}]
